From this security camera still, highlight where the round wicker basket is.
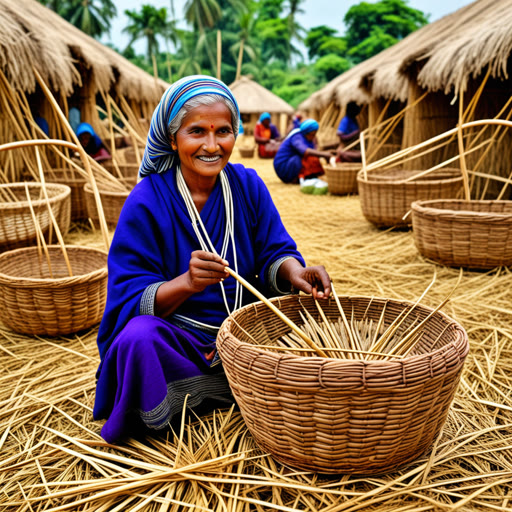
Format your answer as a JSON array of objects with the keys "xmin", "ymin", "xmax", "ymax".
[
  {"xmin": 0, "ymin": 245, "xmax": 108, "ymax": 336},
  {"xmin": 0, "ymin": 183, "xmax": 71, "ymax": 251},
  {"xmin": 239, "ymin": 146, "xmax": 255, "ymax": 158},
  {"xmin": 47, "ymin": 169, "xmax": 88, "ymax": 221},
  {"xmin": 325, "ymin": 163, "xmax": 361, "ymax": 195},
  {"xmin": 357, "ymin": 168, "xmax": 464, "ymax": 228},
  {"xmin": 84, "ymin": 182, "xmax": 132, "ymax": 228},
  {"xmin": 217, "ymin": 294, "xmax": 468, "ymax": 474},
  {"xmin": 411, "ymin": 199, "xmax": 512, "ymax": 268}
]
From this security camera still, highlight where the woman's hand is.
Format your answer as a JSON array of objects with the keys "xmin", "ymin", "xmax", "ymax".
[
  {"xmin": 290, "ymin": 265, "xmax": 331, "ymax": 299},
  {"xmin": 186, "ymin": 250, "xmax": 229, "ymax": 293},
  {"xmin": 277, "ymin": 258, "xmax": 331, "ymax": 299}
]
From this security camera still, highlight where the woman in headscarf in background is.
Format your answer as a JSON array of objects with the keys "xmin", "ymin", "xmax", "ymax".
[
  {"xmin": 273, "ymin": 119, "xmax": 335, "ymax": 194},
  {"xmin": 93, "ymin": 75, "xmax": 331, "ymax": 443},
  {"xmin": 254, "ymin": 111, "xmax": 281, "ymax": 158},
  {"xmin": 76, "ymin": 122, "xmax": 111, "ymax": 162}
]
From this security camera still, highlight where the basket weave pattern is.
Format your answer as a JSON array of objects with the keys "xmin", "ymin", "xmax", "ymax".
[
  {"xmin": 84, "ymin": 183, "xmax": 131, "ymax": 227},
  {"xmin": 412, "ymin": 199, "xmax": 512, "ymax": 268},
  {"xmin": 0, "ymin": 183, "xmax": 71, "ymax": 251},
  {"xmin": 217, "ymin": 294, "xmax": 468, "ymax": 474},
  {"xmin": 357, "ymin": 168, "xmax": 463, "ymax": 228},
  {"xmin": 0, "ymin": 246, "xmax": 108, "ymax": 336},
  {"xmin": 325, "ymin": 163, "xmax": 361, "ymax": 195}
]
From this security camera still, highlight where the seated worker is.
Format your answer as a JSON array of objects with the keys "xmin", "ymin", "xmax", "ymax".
[
  {"xmin": 76, "ymin": 122, "xmax": 111, "ymax": 162},
  {"xmin": 273, "ymin": 119, "xmax": 335, "ymax": 194},
  {"xmin": 335, "ymin": 101, "xmax": 362, "ymax": 163},
  {"xmin": 254, "ymin": 112, "xmax": 281, "ymax": 158},
  {"xmin": 92, "ymin": 75, "xmax": 332, "ymax": 443},
  {"xmin": 286, "ymin": 111, "xmax": 303, "ymax": 134}
]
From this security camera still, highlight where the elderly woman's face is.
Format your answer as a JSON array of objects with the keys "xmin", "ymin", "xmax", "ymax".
[{"xmin": 172, "ymin": 101, "xmax": 235, "ymax": 181}]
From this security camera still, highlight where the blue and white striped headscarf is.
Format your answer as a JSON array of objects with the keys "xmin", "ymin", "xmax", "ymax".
[{"xmin": 139, "ymin": 75, "xmax": 240, "ymax": 177}]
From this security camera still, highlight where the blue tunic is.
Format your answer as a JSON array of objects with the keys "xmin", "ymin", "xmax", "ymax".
[
  {"xmin": 337, "ymin": 116, "xmax": 359, "ymax": 136},
  {"xmin": 93, "ymin": 162, "xmax": 305, "ymax": 442},
  {"xmin": 273, "ymin": 131, "xmax": 315, "ymax": 183}
]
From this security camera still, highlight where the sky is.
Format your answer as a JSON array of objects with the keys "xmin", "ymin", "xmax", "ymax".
[{"xmin": 104, "ymin": 0, "xmax": 471, "ymax": 57}]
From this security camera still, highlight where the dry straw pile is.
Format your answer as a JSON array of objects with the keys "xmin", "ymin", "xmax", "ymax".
[{"xmin": 2, "ymin": 157, "xmax": 512, "ymax": 511}]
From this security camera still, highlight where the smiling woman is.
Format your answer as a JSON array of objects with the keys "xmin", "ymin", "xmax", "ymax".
[{"xmin": 92, "ymin": 75, "xmax": 332, "ymax": 443}]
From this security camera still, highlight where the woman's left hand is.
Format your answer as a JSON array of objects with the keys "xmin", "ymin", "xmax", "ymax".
[{"xmin": 289, "ymin": 265, "xmax": 331, "ymax": 299}]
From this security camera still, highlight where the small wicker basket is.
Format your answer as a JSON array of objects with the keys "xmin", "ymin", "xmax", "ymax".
[
  {"xmin": 47, "ymin": 169, "xmax": 88, "ymax": 221},
  {"xmin": 357, "ymin": 168, "xmax": 464, "ymax": 228},
  {"xmin": 412, "ymin": 199, "xmax": 512, "ymax": 269},
  {"xmin": 239, "ymin": 146, "xmax": 256, "ymax": 158},
  {"xmin": 0, "ymin": 183, "xmax": 71, "ymax": 251},
  {"xmin": 217, "ymin": 294, "xmax": 468, "ymax": 474},
  {"xmin": 0, "ymin": 245, "xmax": 108, "ymax": 336},
  {"xmin": 84, "ymin": 181, "xmax": 132, "ymax": 228},
  {"xmin": 325, "ymin": 163, "xmax": 361, "ymax": 195}
]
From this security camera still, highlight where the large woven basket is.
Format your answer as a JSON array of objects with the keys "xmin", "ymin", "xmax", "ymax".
[
  {"xmin": 412, "ymin": 199, "xmax": 512, "ymax": 268},
  {"xmin": 325, "ymin": 163, "xmax": 361, "ymax": 195},
  {"xmin": 84, "ymin": 181, "xmax": 132, "ymax": 228},
  {"xmin": 0, "ymin": 183, "xmax": 71, "ymax": 251},
  {"xmin": 217, "ymin": 294, "xmax": 468, "ymax": 474},
  {"xmin": 0, "ymin": 245, "xmax": 108, "ymax": 336},
  {"xmin": 47, "ymin": 169, "xmax": 88, "ymax": 221},
  {"xmin": 357, "ymin": 168, "xmax": 463, "ymax": 228}
]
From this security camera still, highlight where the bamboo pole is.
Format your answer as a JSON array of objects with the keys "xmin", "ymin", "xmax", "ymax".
[
  {"xmin": 223, "ymin": 267, "xmax": 328, "ymax": 358},
  {"xmin": 457, "ymin": 89, "xmax": 471, "ymax": 200},
  {"xmin": 217, "ymin": 30, "xmax": 222, "ymax": 81},
  {"xmin": 235, "ymin": 40, "xmax": 244, "ymax": 82},
  {"xmin": 32, "ymin": 68, "xmax": 110, "ymax": 251}
]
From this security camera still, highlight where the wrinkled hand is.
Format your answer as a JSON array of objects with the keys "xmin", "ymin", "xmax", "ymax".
[
  {"xmin": 187, "ymin": 250, "xmax": 229, "ymax": 293},
  {"xmin": 289, "ymin": 265, "xmax": 331, "ymax": 299}
]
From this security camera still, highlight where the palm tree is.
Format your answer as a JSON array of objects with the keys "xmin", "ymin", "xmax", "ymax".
[
  {"xmin": 124, "ymin": 5, "xmax": 174, "ymax": 64},
  {"xmin": 230, "ymin": 12, "xmax": 258, "ymax": 80},
  {"xmin": 285, "ymin": 0, "xmax": 306, "ymax": 65},
  {"xmin": 63, "ymin": 0, "xmax": 116, "ymax": 38}
]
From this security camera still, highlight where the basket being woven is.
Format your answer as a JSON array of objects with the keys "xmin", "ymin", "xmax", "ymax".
[
  {"xmin": 217, "ymin": 294, "xmax": 468, "ymax": 474},
  {"xmin": 412, "ymin": 199, "xmax": 512, "ymax": 268},
  {"xmin": 357, "ymin": 168, "xmax": 463, "ymax": 228},
  {"xmin": 0, "ymin": 183, "xmax": 71, "ymax": 251},
  {"xmin": 84, "ymin": 182, "xmax": 132, "ymax": 228},
  {"xmin": 0, "ymin": 246, "xmax": 108, "ymax": 336},
  {"xmin": 102, "ymin": 161, "xmax": 139, "ymax": 188},
  {"xmin": 325, "ymin": 163, "xmax": 361, "ymax": 195}
]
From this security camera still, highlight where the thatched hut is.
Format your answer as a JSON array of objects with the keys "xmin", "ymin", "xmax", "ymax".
[
  {"xmin": 0, "ymin": 0, "xmax": 169, "ymax": 177},
  {"xmin": 229, "ymin": 76, "xmax": 294, "ymax": 137},
  {"xmin": 304, "ymin": 0, "xmax": 512, "ymax": 196}
]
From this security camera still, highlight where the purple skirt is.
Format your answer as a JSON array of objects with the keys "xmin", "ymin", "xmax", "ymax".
[{"xmin": 93, "ymin": 315, "xmax": 234, "ymax": 443}]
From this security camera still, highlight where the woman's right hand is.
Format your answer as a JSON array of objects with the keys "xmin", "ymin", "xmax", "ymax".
[{"xmin": 186, "ymin": 250, "xmax": 229, "ymax": 293}]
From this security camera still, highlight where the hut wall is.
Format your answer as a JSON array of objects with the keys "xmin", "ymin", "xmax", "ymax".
[
  {"xmin": 402, "ymin": 81, "xmax": 459, "ymax": 170},
  {"xmin": 367, "ymin": 99, "xmax": 404, "ymax": 163},
  {"xmin": 463, "ymin": 75, "xmax": 512, "ymax": 199}
]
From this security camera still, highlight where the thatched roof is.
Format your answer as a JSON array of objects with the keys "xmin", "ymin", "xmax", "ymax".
[
  {"xmin": 404, "ymin": 0, "xmax": 512, "ymax": 94},
  {"xmin": 300, "ymin": 0, "xmax": 512, "ymax": 112},
  {"xmin": 229, "ymin": 76, "xmax": 294, "ymax": 115},
  {"xmin": 0, "ymin": 0, "xmax": 168, "ymax": 102}
]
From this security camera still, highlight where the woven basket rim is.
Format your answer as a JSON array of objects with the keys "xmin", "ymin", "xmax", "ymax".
[
  {"xmin": 46, "ymin": 169, "xmax": 87, "ymax": 183},
  {"xmin": 0, "ymin": 182, "xmax": 71, "ymax": 209},
  {"xmin": 325, "ymin": 163, "xmax": 362, "ymax": 171},
  {"xmin": 83, "ymin": 182, "xmax": 131, "ymax": 196},
  {"xmin": 218, "ymin": 294, "xmax": 468, "ymax": 367},
  {"xmin": 357, "ymin": 168, "xmax": 463, "ymax": 185},
  {"xmin": 412, "ymin": 199, "xmax": 512, "ymax": 221},
  {"xmin": 0, "ymin": 245, "xmax": 108, "ymax": 286}
]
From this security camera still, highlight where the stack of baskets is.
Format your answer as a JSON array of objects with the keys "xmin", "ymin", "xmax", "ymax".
[
  {"xmin": 411, "ymin": 199, "xmax": 512, "ymax": 268},
  {"xmin": 324, "ymin": 163, "xmax": 361, "ymax": 195},
  {"xmin": 217, "ymin": 294, "xmax": 468, "ymax": 474},
  {"xmin": 0, "ymin": 182, "xmax": 70, "ymax": 251},
  {"xmin": 358, "ymin": 168, "xmax": 464, "ymax": 228}
]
